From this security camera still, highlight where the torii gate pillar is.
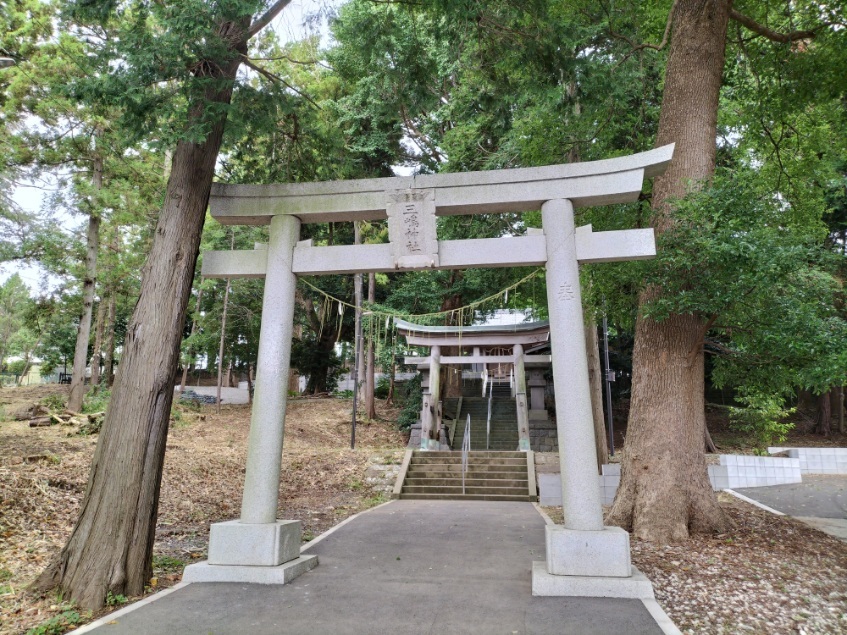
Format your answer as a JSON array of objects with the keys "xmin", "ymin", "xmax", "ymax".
[{"xmin": 531, "ymin": 199, "xmax": 652, "ymax": 597}]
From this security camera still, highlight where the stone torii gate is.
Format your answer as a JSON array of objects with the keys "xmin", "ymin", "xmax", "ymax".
[{"xmin": 183, "ymin": 144, "xmax": 674, "ymax": 598}]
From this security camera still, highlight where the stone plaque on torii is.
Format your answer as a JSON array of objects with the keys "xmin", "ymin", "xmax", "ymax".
[{"xmin": 184, "ymin": 144, "xmax": 674, "ymax": 599}]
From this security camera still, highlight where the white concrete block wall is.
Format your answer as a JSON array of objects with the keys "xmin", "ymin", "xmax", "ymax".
[
  {"xmin": 536, "ymin": 454, "xmax": 805, "ymax": 507},
  {"xmin": 768, "ymin": 447, "xmax": 847, "ymax": 475},
  {"xmin": 717, "ymin": 455, "xmax": 801, "ymax": 489}
]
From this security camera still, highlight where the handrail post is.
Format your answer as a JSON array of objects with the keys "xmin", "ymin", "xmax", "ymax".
[
  {"xmin": 487, "ymin": 382, "xmax": 493, "ymax": 451},
  {"xmin": 462, "ymin": 414, "xmax": 471, "ymax": 495}
]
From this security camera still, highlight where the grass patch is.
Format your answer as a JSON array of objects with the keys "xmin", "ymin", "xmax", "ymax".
[
  {"xmin": 81, "ymin": 389, "xmax": 110, "ymax": 414},
  {"xmin": 40, "ymin": 393, "xmax": 66, "ymax": 412},
  {"xmin": 25, "ymin": 607, "xmax": 84, "ymax": 635},
  {"xmin": 152, "ymin": 554, "xmax": 185, "ymax": 572}
]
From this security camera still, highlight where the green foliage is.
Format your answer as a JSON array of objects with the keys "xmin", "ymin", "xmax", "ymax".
[
  {"xmin": 375, "ymin": 376, "xmax": 390, "ymax": 399},
  {"xmin": 151, "ymin": 554, "xmax": 185, "ymax": 571},
  {"xmin": 82, "ymin": 389, "xmax": 110, "ymax": 414},
  {"xmin": 40, "ymin": 393, "xmax": 66, "ymax": 412},
  {"xmin": 729, "ymin": 390, "xmax": 796, "ymax": 451},
  {"xmin": 25, "ymin": 608, "xmax": 83, "ymax": 635},
  {"xmin": 105, "ymin": 591, "xmax": 128, "ymax": 607},
  {"xmin": 363, "ymin": 492, "xmax": 388, "ymax": 508},
  {"xmin": 640, "ymin": 168, "xmax": 847, "ymax": 398},
  {"xmin": 396, "ymin": 374, "xmax": 422, "ymax": 431}
]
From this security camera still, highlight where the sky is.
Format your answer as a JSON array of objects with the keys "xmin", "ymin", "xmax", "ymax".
[{"xmin": 3, "ymin": 0, "xmax": 337, "ymax": 293}]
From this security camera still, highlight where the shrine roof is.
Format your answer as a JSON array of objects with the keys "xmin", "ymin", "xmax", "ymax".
[{"xmin": 395, "ymin": 318, "xmax": 550, "ymax": 337}]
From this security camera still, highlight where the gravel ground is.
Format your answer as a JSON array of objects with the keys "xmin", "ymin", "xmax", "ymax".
[{"xmin": 545, "ymin": 497, "xmax": 847, "ymax": 634}]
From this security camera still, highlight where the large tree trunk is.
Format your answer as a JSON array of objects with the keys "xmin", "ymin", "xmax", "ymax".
[
  {"xmin": 68, "ymin": 151, "xmax": 103, "ymax": 412},
  {"xmin": 101, "ymin": 227, "xmax": 121, "ymax": 388},
  {"xmin": 608, "ymin": 0, "xmax": 731, "ymax": 542},
  {"xmin": 585, "ymin": 314, "xmax": 608, "ymax": 469},
  {"xmin": 365, "ymin": 271, "xmax": 376, "ymax": 419},
  {"xmin": 35, "ymin": 19, "xmax": 249, "ymax": 609},
  {"xmin": 816, "ymin": 391, "xmax": 832, "ymax": 436},
  {"xmin": 101, "ymin": 288, "xmax": 117, "ymax": 387},
  {"xmin": 215, "ymin": 276, "xmax": 232, "ymax": 414}
]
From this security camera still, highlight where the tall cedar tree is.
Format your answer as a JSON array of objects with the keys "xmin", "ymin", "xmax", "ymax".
[
  {"xmin": 608, "ymin": 0, "xmax": 828, "ymax": 542},
  {"xmin": 36, "ymin": 0, "xmax": 293, "ymax": 609}
]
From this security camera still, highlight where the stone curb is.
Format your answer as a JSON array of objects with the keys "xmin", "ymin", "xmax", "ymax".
[{"xmin": 723, "ymin": 489, "xmax": 786, "ymax": 516}]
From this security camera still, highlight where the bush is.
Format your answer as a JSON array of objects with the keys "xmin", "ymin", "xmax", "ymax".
[
  {"xmin": 41, "ymin": 393, "xmax": 66, "ymax": 412},
  {"xmin": 396, "ymin": 374, "xmax": 422, "ymax": 431},
  {"xmin": 82, "ymin": 389, "xmax": 110, "ymax": 414},
  {"xmin": 375, "ymin": 376, "xmax": 390, "ymax": 399},
  {"xmin": 729, "ymin": 390, "xmax": 795, "ymax": 451},
  {"xmin": 7, "ymin": 359, "xmax": 27, "ymax": 375}
]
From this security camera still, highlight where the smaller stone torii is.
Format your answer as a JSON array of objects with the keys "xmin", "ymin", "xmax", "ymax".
[
  {"xmin": 396, "ymin": 319, "xmax": 554, "ymax": 452},
  {"xmin": 184, "ymin": 144, "xmax": 674, "ymax": 599}
]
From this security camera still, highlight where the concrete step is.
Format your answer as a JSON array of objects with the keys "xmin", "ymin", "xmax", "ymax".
[
  {"xmin": 404, "ymin": 477, "xmax": 528, "ymax": 488},
  {"xmin": 402, "ymin": 485, "xmax": 530, "ymax": 496},
  {"xmin": 407, "ymin": 466, "xmax": 527, "ymax": 476},
  {"xmin": 410, "ymin": 457, "xmax": 526, "ymax": 467},
  {"xmin": 397, "ymin": 493, "xmax": 533, "ymax": 502},
  {"xmin": 412, "ymin": 450, "xmax": 524, "ymax": 458},
  {"xmin": 406, "ymin": 465, "xmax": 527, "ymax": 480}
]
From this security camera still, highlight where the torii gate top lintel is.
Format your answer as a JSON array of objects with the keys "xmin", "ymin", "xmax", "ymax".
[{"xmin": 208, "ymin": 143, "xmax": 674, "ymax": 226}]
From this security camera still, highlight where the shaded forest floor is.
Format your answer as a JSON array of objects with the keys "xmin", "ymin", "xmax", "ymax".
[
  {"xmin": 1, "ymin": 385, "xmax": 846, "ymax": 634},
  {"xmin": 0, "ymin": 385, "xmax": 405, "ymax": 635},
  {"xmin": 607, "ymin": 398, "xmax": 847, "ymax": 455}
]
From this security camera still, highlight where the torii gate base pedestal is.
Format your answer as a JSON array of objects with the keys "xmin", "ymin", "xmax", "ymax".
[
  {"xmin": 183, "ymin": 520, "xmax": 318, "ymax": 584},
  {"xmin": 532, "ymin": 526, "xmax": 654, "ymax": 598}
]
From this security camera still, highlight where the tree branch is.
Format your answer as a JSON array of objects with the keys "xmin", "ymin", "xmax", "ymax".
[
  {"xmin": 729, "ymin": 9, "xmax": 817, "ymax": 43},
  {"xmin": 240, "ymin": 56, "xmax": 320, "ymax": 109},
  {"xmin": 605, "ymin": 0, "xmax": 678, "ymax": 64},
  {"xmin": 247, "ymin": 0, "xmax": 294, "ymax": 40}
]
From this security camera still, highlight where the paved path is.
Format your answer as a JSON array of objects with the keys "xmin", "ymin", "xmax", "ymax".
[
  {"xmin": 735, "ymin": 475, "xmax": 847, "ymax": 541},
  {"xmin": 83, "ymin": 501, "xmax": 666, "ymax": 634}
]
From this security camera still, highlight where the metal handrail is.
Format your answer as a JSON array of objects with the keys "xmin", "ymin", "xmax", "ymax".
[
  {"xmin": 486, "ymin": 381, "xmax": 493, "ymax": 450},
  {"xmin": 461, "ymin": 413, "xmax": 471, "ymax": 495},
  {"xmin": 482, "ymin": 367, "xmax": 488, "ymax": 397}
]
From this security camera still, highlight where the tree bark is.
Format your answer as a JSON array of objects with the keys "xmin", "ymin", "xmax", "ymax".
[
  {"xmin": 35, "ymin": 17, "xmax": 250, "ymax": 609},
  {"xmin": 387, "ymin": 357, "xmax": 396, "ymax": 406},
  {"xmin": 216, "ymin": 274, "xmax": 232, "ymax": 414},
  {"xmin": 101, "ymin": 227, "xmax": 121, "ymax": 388},
  {"xmin": 68, "ymin": 150, "xmax": 103, "ymax": 412},
  {"xmin": 816, "ymin": 391, "xmax": 831, "ymax": 436},
  {"xmin": 608, "ymin": 0, "xmax": 731, "ymax": 542},
  {"xmin": 365, "ymin": 271, "xmax": 376, "ymax": 419},
  {"xmin": 101, "ymin": 288, "xmax": 117, "ymax": 387},
  {"xmin": 585, "ymin": 314, "xmax": 608, "ymax": 470},
  {"xmin": 89, "ymin": 297, "xmax": 107, "ymax": 388},
  {"xmin": 837, "ymin": 385, "xmax": 845, "ymax": 435}
]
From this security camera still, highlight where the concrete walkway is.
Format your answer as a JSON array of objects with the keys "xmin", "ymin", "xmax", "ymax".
[
  {"xmin": 734, "ymin": 474, "xmax": 847, "ymax": 542},
  {"xmin": 80, "ymin": 501, "xmax": 669, "ymax": 634}
]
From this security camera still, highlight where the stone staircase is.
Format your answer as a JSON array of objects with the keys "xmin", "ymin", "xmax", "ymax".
[
  {"xmin": 396, "ymin": 450, "xmax": 536, "ymax": 501},
  {"xmin": 448, "ymin": 396, "xmax": 519, "ymax": 451}
]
